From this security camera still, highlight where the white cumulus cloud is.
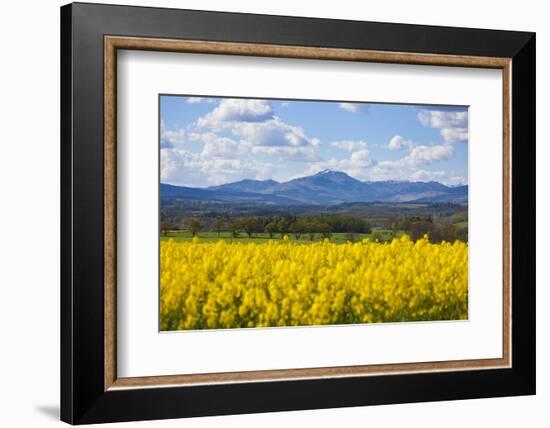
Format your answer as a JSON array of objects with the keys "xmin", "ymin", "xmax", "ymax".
[
  {"xmin": 388, "ymin": 135, "xmax": 413, "ymax": 150},
  {"xmin": 197, "ymin": 98, "xmax": 274, "ymax": 129},
  {"xmin": 231, "ymin": 117, "xmax": 319, "ymax": 148},
  {"xmin": 199, "ymin": 133, "xmax": 249, "ymax": 159},
  {"xmin": 160, "ymin": 120, "xmax": 185, "ymax": 148},
  {"xmin": 161, "ymin": 147, "xmax": 275, "ymax": 187},
  {"xmin": 405, "ymin": 144, "xmax": 454, "ymax": 165},
  {"xmin": 331, "ymin": 140, "xmax": 368, "ymax": 151},
  {"xmin": 194, "ymin": 100, "xmax": 321, "ymax": 163},
  {"xmin": 418, "ymin": 110, "xmax": 467, "ymax": 128},
  {"xmin": 252, "ymin": 145, "xmax": 319, "ymax": 162},
  {"xmin": 440, "ymin": 127, "xmax": 469, "ymax": 143},
  {"xmin": 417, "ymin": 109, "xmax": 468, "ymax": 143}
]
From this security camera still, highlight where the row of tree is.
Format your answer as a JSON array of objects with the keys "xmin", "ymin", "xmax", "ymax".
[
  {"xmin": 385, "ymin": 215, "xmax": 468, "ymax": 243},
  {"xmin": 160, "ymin": 214, "xmax": 467, "ymax": 243},
  {"xmin": 161, "ymin": 214, "xmax": 372, "ymax": 240}
]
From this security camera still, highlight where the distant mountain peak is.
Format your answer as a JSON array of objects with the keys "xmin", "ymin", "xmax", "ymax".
[
  {"xmin": 315, "ymin": 169, "xmax": 348, "ymax": 177},
  {"xmin": 316, "ymin": 168, "xmax": 333, "ymax": 175},
  {"xmin": 308, "ymin": 170, "xmax": 361, "ymax": 182}
]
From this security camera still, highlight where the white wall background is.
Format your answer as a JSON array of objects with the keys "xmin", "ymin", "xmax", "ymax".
[{"xmin": 0, "ymin": 0, "xmax": 546, "ymax": 426}]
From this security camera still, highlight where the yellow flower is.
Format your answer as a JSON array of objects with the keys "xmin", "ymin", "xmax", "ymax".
[{"xmin": 160, "ymin": 235, "xmax": 468, "ymax": 330}]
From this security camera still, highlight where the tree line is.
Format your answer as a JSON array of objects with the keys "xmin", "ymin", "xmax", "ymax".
[
  {"xmin": 161, "ymin": 214, "xmax": 371, "ymax": 241},
  {"xmin": 385, "ymin": 215, "xmax": 468, "ymax": 243},
  {"xmin": 161, "ymin": 213, "xmax": 467, "ymax": 243}
]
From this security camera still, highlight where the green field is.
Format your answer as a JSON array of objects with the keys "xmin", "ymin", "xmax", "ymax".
[
  {"xmin": 160, "ymin": 230, "xmax": 400, "ymax": 244},
  {"xmin": 454, "ymin": 221, "xmax": 468, "ymax": 230}
]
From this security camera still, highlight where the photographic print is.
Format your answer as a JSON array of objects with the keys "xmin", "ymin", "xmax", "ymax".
[{"xmin": 159, "ymin": 95, "xmax": 469, "ymax": 331}]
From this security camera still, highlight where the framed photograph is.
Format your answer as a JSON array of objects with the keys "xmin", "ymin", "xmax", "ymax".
[{"xmin": 61, "ymin": 2, "xmax": 535, "ymax": 424}]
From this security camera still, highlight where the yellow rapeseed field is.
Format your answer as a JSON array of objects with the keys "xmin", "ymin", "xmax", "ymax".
[{"xmin": 160, "ymin": 235, "xmax": 468, "ymax": 330}]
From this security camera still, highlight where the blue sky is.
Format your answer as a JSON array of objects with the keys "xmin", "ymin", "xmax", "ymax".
[{"xmin": 160, "ymin": 95, "xmax": 468, "ymax": 188}]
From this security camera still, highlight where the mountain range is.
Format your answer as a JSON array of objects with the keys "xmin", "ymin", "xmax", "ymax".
[{"xmin": 160, "ymin": 170, "xmax": 468, "ymax": 206}]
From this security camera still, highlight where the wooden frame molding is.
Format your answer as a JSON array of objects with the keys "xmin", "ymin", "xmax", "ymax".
[{"xmin": 104, "ymin": 35, "xmax": 513, "ymax": 391}]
